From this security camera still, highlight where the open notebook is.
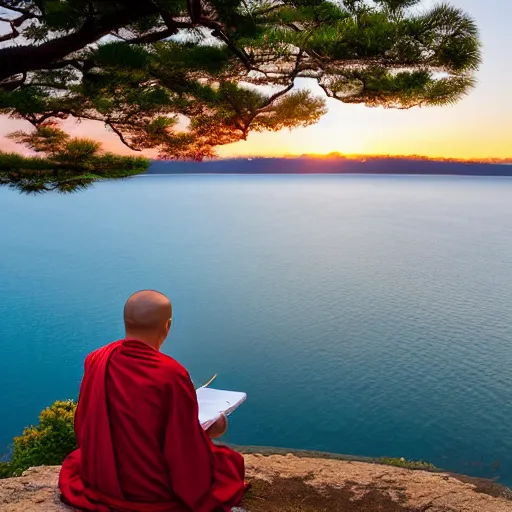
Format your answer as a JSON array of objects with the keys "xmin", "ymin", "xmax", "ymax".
[{"xmin": 196, "ymin": 387, "xmax": 247, "ymax": 430}]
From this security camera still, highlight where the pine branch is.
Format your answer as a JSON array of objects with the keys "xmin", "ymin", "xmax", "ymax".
[
  {"xmin": 255, "ymin": 49, "xmax": 304, "ymax": 113},
  {"xmin": 187, "ymin": 0, "xmax": 202, "ymax": 23},
  {"xmin": 0, "ymin": 4, "xmax": 157, "ymax": 84},
  {"xmin": 45, "ymin": 59, "xmax": 87, "ymax": 71},
  {"xmin": 202, "ymin": 18, "xmax": 254, "ymax": 71},
  {"xmin": 126, "ymin": 27, "xmax": 177, "ymax": 44},
  {"xmin": 0, "ymin": 71, "xmax": 26, "ymax": 91},
  {"xmin": 106, "ymin": 122, "xmax": 142, "ymax": 151},
  {"xmin": 126, "ymin": 20, "xmax": 196, "ymax": 44},
  {"xmin": 253, "ymin": 3, "xmax": 286, "ymax": 17}
]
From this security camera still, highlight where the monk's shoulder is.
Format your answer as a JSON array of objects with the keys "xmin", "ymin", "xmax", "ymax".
[
  {"xmin": 116, "ymin": 339, "xmax": 190, "ymax": 379},
  {"xmin": 157, "ymin": 354, "xmax": 197, "ymax": 398},
  {"xmin": 85, "ymin": 340, "xmax": 123, "ymax": 368},
  {"xmin": 158, "ymin": 352, "xmax": 189, "ymax": 378}
]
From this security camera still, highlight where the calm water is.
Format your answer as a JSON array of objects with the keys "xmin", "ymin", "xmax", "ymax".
[{"xmin": 1, "ymin": 174, "xmax": 512, "ymax": 484}]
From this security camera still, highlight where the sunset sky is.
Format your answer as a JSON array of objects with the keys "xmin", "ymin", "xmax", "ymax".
[{"xmin": 1, "ymin": 0, "xmax": 511, "ymax": 160}]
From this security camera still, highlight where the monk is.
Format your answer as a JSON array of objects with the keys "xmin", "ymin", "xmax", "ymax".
[{"xmin": 59, "ymin": 290, "xmax": 246, "ymax": 512}]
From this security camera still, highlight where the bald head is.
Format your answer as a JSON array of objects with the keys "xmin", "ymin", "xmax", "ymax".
[{"xmin": 124, "ymin": 290, "xmax": 172, "ymax": 349}]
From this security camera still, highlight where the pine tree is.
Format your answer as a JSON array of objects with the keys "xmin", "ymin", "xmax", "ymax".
[{"xmin": 0, "ymin": 1, "xmax": 481, "ymax": 169}]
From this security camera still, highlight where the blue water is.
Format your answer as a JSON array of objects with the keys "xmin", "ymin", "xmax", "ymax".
[{"xmin": 1, "ymin": 174, "xmax": 512, "ymax": 485}]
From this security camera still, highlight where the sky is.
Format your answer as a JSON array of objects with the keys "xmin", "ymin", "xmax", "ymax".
[{"xmin": 1, "ymin": 0, "xmax": 511, "ymax": 160}]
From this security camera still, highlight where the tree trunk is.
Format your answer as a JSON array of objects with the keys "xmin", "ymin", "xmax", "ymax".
[{"xmin": 0, "ymin": 7, "xmax": 154, "ymax": 84}]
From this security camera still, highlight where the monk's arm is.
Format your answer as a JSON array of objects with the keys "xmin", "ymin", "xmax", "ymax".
[{"xmin": 163, "ymin": 371, "xmax": 218, "ymax": 512}]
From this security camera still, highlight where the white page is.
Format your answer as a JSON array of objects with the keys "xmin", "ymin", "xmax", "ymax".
[{"xmin": 196, "ymin": 387, "xmax": 247, "ymax": 430}]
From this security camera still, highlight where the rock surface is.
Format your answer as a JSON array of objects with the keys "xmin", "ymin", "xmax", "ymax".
[{"xmin": 1, "ymin": 455, "xmax": 511, "ymax": 511}]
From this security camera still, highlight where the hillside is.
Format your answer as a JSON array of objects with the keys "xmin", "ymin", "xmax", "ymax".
[
  {"xmin": 2, "ymin": 454, "xmax": 512, "ymax": 511},
  {"xmin": 148, "ymin": 157, "xmax": 512, "ymax": 177}
]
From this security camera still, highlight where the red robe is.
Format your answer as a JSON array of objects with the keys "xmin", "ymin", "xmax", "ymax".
[{"xmin": 59, "ymin": 339, "xmax": 246, "ymax": 512}]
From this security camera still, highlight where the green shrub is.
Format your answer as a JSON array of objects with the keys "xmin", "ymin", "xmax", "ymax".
[
  {"xmin": 0, "ymin": 461, "xmax": 13, "ymax": 478},
  {"xmin": 6, "ymin": 400, "xmax": 77, "ymax": 477},
  {"xmin": 378, "ymin": 457, "xmax": 438, "ymax": 471}
]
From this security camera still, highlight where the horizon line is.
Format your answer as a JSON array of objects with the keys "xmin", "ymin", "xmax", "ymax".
[{"xmin": 152, "ymin": 154, "xmax": 512, "ymax": 164}]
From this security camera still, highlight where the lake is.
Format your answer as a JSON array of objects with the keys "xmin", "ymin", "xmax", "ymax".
[{"xmin": 1, "ymin": 174, "xmax": 511, "ymax": 485}]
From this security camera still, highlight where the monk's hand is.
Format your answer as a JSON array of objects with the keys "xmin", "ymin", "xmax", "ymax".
[{"xmin": 207, "ymin": 413, "xmax": 228, "ymax": 439}]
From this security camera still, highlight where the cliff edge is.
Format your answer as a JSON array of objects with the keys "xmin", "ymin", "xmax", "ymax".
[{"xmin": 1, "ymin": 454, "xmax": 511, "ymax": 512}]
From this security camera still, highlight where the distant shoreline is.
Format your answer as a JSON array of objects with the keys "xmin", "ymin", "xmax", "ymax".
[
  {"xmin": 140, "ymin": 173, "xmax": 512, "ymax": 179},
  {"xmin": 148, "ymin": 157, "xmax": 512, "ymax": 178}
]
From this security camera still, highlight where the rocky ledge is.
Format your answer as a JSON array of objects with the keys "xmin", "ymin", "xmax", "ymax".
[{"xmin": 1, "ymin": 454, "xmax": 511, "ymax": 512}]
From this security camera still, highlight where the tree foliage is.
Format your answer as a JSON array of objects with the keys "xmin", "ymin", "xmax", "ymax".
[
  {"xmin": 0, "ymin": 0, "xmax": 481, "ymax": 161},
  {"xmin": 1, "ymin": 400, "xmax": 77, "ymax": 478},
  {"xmin": 0, "ymin": 126, "xmax": 149, "ymax": 193}
]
